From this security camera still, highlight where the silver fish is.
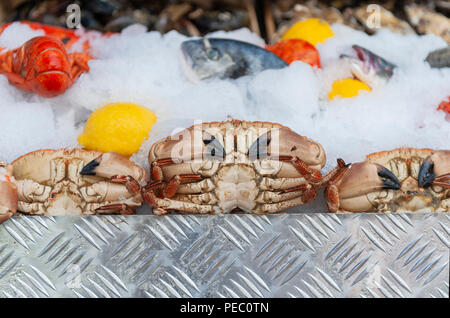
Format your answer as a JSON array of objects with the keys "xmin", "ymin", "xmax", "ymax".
[
  {"xmin": 425, "ymin": 46, "xmax": 450, "ymax": 68},
  {"xmin": 180, "ymin": 38, "xmax": 287, "ymax": 81},
  {"xmin": 340, "ymin": 45, "xmax": 396, "ymax": 88}
]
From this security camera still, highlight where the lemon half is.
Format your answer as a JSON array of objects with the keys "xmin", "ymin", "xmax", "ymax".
[
  {"xmin": 328, "ymin": 78, "xmax": 371, "ymax": 100},
  {"xmin": 78, "ymin": 102, "xmax": 157, "ymax": 157},
  {"xmin": 282, "ymin": 18, "xmax": 334, "ymax": 46}
]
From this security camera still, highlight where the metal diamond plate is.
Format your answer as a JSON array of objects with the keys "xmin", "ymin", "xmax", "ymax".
[{"xmin": 0, "ymin": 213, "xmax": 448, "ymax": 298}]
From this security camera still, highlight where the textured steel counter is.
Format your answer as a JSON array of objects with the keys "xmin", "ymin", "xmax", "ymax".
[{"xmin": 0, "ymin": 213, "xmax": 448, "ymax": 298}]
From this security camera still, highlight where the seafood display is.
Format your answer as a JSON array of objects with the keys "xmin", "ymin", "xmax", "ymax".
[
  {"xmin": 0, "ymin": 35, "xmax": 90, "ymax": 97},
  {"xmin": 0, "ymin": 1, "xmax": 448, "ymax": 215},
  {"xmin": 326, "ymin": 148, "xmax": 450, "ymax": 212},
  {"xmin": 144, "ymin": 120, "xmax": 346, "ymax": 215},
  {"xmin": 181, "ymin": 38, "xmax": 287, "ymax": 81},
  {"xmin": 0, "ymin": 1, "xmax": 448, "ymax": 303},
  {"xmin": 0, "ymin": 149, "xmax": 147, "ymax": 219}
]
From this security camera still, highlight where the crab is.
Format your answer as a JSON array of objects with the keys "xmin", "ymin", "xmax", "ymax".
[
  {"xmin": 0, "ymin": 149, "xmax": 147, "ymax": 217},
  {"xmin": 0, "ymin": 162, "xmax": 17, "ymax": 222},
  {"xmin": 325, "ymin": 148, "xmax": 450, "ymax": 212},
  {"xmin": 143, "ymin": 120, "xmax": 346, "ymax": 215}
]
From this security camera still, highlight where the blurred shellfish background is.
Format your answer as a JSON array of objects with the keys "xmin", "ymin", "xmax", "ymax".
[{"xmin": 0, "ymin": 0, "xmax": 448, "ymax": 44}]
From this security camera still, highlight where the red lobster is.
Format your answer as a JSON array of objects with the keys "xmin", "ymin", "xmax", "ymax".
[{"xmin": 0, "ymin": 36, "xmax": 91, "ymax": 97}]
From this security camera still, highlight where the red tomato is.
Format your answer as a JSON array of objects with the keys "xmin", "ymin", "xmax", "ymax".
[{"xmin": 266, "ymin": 39, "xmax": 321, "ymax": 68}]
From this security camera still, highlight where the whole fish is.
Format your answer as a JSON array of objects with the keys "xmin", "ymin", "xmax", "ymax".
[
  {"xmin": 340, "ymin": 45, "xmax": 396, "ymax": 88},
  {"xmin": 425, "ymin": 46, "xmax": 450, "ymax": 68},
  {"xmin": 180, "ymin": 38, "xmax": 287, "ymax": 81}
]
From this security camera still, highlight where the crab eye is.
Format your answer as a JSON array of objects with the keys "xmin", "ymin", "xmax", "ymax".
[
  {"xmin": 203, "ymin": 134, "xmax": 225, "ymax": 160},
  {"xmin": 207, "ymin": 48, "xmax": 220, "ymax": 60},
  {"xmin": 248, "ymin": 132, "xmax": 271, "ymax": 161}
]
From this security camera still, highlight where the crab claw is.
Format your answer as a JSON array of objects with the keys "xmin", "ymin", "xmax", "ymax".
[
  {"xmin": 418, "ymin": 151, "xmax": 450, "ymax": 189},
  {"xmin": 377, "ymin": 165, "xmax": 401, "ymax": 190},
  {"xmin": 81, "ymin": 152, "xmax": 147, "ymax": 182},
  {"xmin": 0, "ymin": 180, "xmax": 17, "ymax": 224},
  {"xmin": 418, "ymin": 156, "xmax": 435, "ymax": 188},
  {"xmin": 329, "ymin": 162, "xmax": 401, "ymax": 212}
]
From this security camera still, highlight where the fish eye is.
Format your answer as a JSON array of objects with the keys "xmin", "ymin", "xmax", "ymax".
[{"xmin": 206, "ymin": 48, "xmax": 220, "ymax": 60}]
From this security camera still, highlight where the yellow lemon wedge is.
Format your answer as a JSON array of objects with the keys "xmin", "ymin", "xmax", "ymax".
[
  {"xmin": 78, "ymin": 102, "xmax": 157, "ymax": 157},
  {"xmin": 328, "ymin": 78, "xmax": 371, "ymax": 100},
  {"xmin": 282, "ymin": 18, "xmax": 334, "ymax": 46}
]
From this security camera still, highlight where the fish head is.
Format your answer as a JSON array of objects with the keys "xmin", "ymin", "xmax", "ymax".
[
  {"xmin": 180, "ymin": 38, "xmax": 235, "ymax": 81},
  {"xmin": 340, "ymin": 45, "xmax": 396, "ymax": 88}
]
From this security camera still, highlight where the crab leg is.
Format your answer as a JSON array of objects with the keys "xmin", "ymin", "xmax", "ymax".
[
  {"xmin": 144, "ymin": 174, "xmax": 203, "ymax": 198},
  {"xmin": 141, "ymin": 181, "xmax": 164, "ymax": 213},
  {"xmin": 172, "ymin": 193, "xmax": 218, "ymax": 205},
  {"xmin": 259, "ymin": 177, "xmax": 310, "ymax": 191},
  {"xmin": 177, "ymin": 178, "xmax": 216, "ymax": 194},
  {"xmin": 163, "ymin": 174, "xmax": 203, "ymax": 197},
  {"xmin": 319, "ymin": 159, "xmax": 350, "ymax": 187},
  {"xmin": 272, "ymin": 155, "xmax": 322, "ymax": 183},
  {"xmin": 17, "ymin": 201, "xmax": 44, "ymax": 214},
  {"xmin": 95, "ymin": 204, "xmax": 135, "ymax": 215},
  {"xmin": 323, "ymin": 159, "xmax": 350, "ymax": 213},
  {"xmin": 432, "ymin": 173, "xmax": 450, "ymax": 188},
  {"xmin": 151, "ymin": 158, "xmax": 181, "ymax": 180},
  {"xmin": 281, "ymin": 184, "xmax": 317, "ymax": 203},
  {"xmin": 151, "ymin": 197, "xmax": 214, "ymax": 215},
  {"xmin": 257, "ymin": 186, "xmax": 315, "ymax": 204},
  {"xmin": 109, "ymin": 175, "xmax": 141, "ymax": 195},
  {"xmin": 254, "ymin": 196, "xmax": 311, "ymax": 214},
  {"xmin": 143, "ymin": 174, "xmax": 204, "ymax": 215}
]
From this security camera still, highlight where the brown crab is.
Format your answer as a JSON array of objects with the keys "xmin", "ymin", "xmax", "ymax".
[
  {"xmin": 0, "ymin": 162, "xmax": 17, "ymax": 222},
  {"xmin": 143, "ymin": 120, "xmax": 346, "ymax": 215},
  {"xmin": 325, "ymin": 148, "xmax": 450, "ymax": 212},
  {"xmin": 0, "ymin": 148, "xmax": 147, "ymax": 218}
]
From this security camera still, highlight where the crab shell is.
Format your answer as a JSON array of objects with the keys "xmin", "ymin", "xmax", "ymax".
[
  {"xmin": 10, "ymin": 149, "xmax": 147, "ymax": 215},
  {"xmin": 326, "ymin": 148, "xmax": 450, "ymax": 212},
  {"xmin": 146, "ymin": 120, "xmax": 328, "ymax": 214}
]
